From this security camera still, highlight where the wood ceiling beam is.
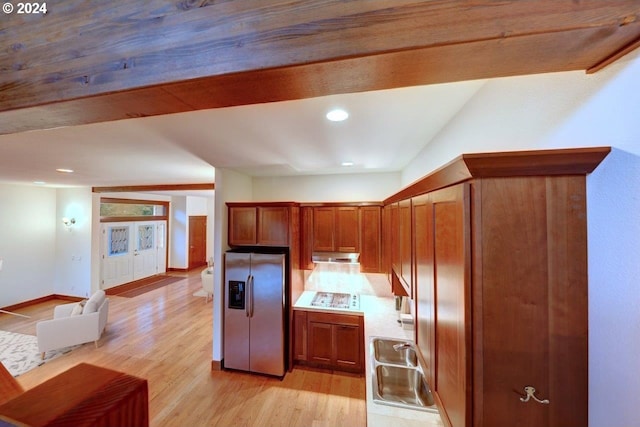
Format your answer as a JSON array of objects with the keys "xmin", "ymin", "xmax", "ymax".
[
  {"xmin": 1, "ymin": 1, "xmax": 639, "ymax": 135},
  {"xmin": 92, "ymin": 183, "xmax": 214, "ymax": 193}
]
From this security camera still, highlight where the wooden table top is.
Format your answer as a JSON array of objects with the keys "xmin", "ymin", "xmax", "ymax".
[{"xmin": 0, "ymin": 363, "xmax": 148, "ymax": 427}]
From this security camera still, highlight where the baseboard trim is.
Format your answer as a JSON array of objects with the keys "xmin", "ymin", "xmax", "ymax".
[
  {"xmin": 1, "ymin": 294, "xmax": 83, "ymax": 312},
  {"xmin": 167, "ymin": 267, "xmax": 189, "ymax": 272},
  {"xmin": 104, "ymin": 274, "xmax": 171, "ymax": 296},
  {"xmin": 211, "ymin": 360, "xmax": 223, "ymax": 371}
]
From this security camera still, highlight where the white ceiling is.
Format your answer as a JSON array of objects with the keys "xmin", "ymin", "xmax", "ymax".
[{"xmin": 0, "ymin": 80, "xmax": 486, "ymax": 188}]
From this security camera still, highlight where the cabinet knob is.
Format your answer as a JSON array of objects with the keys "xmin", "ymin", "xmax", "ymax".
[{"xmin": 519, "ymin": 386, "xmax": 549, "ymax": 404}]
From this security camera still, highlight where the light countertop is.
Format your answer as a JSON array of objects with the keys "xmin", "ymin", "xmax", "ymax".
[{"xmin": 292, "ymin": 274, "xmax": 444, "ymax": 427}]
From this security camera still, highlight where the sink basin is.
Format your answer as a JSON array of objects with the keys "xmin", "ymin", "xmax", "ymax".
[
  {"xmin": 370, "ymin": 337, "xmax": 438, "ymax": 413},
  {"xmin": 374, "ymin": 365, "xmax": 435, "ymax": 408},
  {"xmin": 372, "ymin": 338, "xmax": 418, "ymax": 367}
]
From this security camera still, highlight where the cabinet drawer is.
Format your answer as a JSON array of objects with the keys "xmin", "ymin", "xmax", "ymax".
[{"xmin": 307, "ymin": 311, "xmax": 362, "ymax": 327}]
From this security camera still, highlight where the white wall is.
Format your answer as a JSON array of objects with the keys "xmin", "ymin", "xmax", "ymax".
[
  {"xmin": 186, "ymin": 195, "xmax": 208, "ymax": 214},
  {"xmin": 0, "ymin": 184, "xmax": 57, "ymax": 307},
  {"xmin": 403, "ymin": 50, "xmax": 640, "ymax": 427},
  {"xmin": 212, "ymin": 169, "xmax": 252, "ymax": 361},
  {"xmin": 55, "ymin": 187, "xmax": 92, "ymax": 298},
  {"xmin": 253, "ymin": 172, "xmax": 400, "ymax": 202},
  {"xmin": 170, "ymin": 196, "xmax": 188, "ymax": 269}
]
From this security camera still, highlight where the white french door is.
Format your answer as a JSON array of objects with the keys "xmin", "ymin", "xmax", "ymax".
[
  {"xmin": 133, "ymin": 222, "xmax": 158, "ymax": 280},
  {"xmin": 102, "ymin": 222, "xmax": 134, "ymax": 289},
  {"xmin": 101, "ymin": 220, "xmax": 167, "ymax": 289}
]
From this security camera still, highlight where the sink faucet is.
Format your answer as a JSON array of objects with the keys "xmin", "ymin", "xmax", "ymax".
[{"xmin": 393, "ymin": 342, "xmax": 412, "ymax": 351}]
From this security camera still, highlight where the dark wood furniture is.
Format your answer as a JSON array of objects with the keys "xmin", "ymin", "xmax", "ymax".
[
  {"xmin": 293, "ymin": 309, "xmax": 364, "ymax": 374},
  {"xmin": 0, "ymin": 363, "xmax": 23, "ymax": 406},
  {"xmin": 0, "ymin": 363, "xmax": 148, "ymax": 427},
  {"xmin": 384, "ymin": 147, "xmax": 610, "ymax": 427}
]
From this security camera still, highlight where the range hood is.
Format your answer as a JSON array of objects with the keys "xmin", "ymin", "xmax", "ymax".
[{"xmin": 312, "ymin": 252, "xmax": 360, "ymax": 264}]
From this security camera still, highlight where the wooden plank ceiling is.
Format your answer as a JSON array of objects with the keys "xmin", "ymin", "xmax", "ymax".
[{"xmin": 1, "ymin": 0, "xmax": 639, "ymax": 135}]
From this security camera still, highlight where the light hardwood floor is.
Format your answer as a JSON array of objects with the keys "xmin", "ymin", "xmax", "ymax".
[{"xmin": 0, "ymin": 271, "xmax": 366, "ymax": 426}]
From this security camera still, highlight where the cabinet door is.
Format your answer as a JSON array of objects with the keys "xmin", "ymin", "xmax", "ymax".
[
  {"xmin": 228, "ymin": 207, "xmax": 257, "ymax": 246},
  {"xmin": 293, "ymin": 310, "xmax": 308, "ymax": 361},
  {"xmin": 258, "ymin": 207, "xmax": 289, "ymax": 246},
  {"xmin": 382, "ymin": 205, "xmax": 391, "ymax": 278},
  {"xmin": 431, "ymin": 184, "xmax": 471, "ymax": 427},
  {"xmin": 308, "ymin": 320, "xmax": 333, "ymax": 364},
  {"xmin": 360, "ymin": 206, "xmax": 381, "ymax": 273},
  {"xmin": 389, "ymin": 203, "xmax": 400, "ymax": 276},
  {"xmin": 399, "ymin": 199, "xmax": 413, "ymax": 297},
  {"xmin": 312, "ymin": 207, "xmax": 335, "ymax": 252},
  {"xmin": 306, "ymin": 312, "xmax": 364, "ymax": 372},
  {"xmin": 476, "ymin": 176, "xmax": 588, "ymax": 427},
  {"xmin": 413, "ymin": 194, "xmax": 435, "ymax": 387},
  {"xmin": 334, "ymin": 324, "xmax": 362, "ymax": 371},
  {"xmin": 335, "ymin": 207, "xmax": 359, "ymax": 252},
  {"xmin": 300, "ymin": 207, "xmax": 314, "ymax": 269}
]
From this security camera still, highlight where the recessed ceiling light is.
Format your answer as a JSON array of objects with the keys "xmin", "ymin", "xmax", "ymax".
[
  {"xmin": 56, "ymin": 168, "xmax": 74, "ymax": 173},
  {"xmin": 341, "ymin": 161, "xmax": 354, "ymax": 167},
  {"xmin": 326, "ymin": 108, "xmax": 349, "ymax": 122}
]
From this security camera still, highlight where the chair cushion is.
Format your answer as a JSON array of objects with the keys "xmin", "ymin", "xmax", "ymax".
[
  {"xmin": 83, "ymin": 290, "xmax": 106, "ymax": 314},
  {"xmin": 70, "ymin": 302, "xmax": 84, "ymax": 316}
]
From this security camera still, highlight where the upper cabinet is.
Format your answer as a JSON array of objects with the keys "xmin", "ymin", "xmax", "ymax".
[
  {"xmin": 311, "ymin": 207, "xmax": 336, "ymax": 252},
  {"xmin": 227, "ymin": 203, "xmax": 298, "ymax": 248},
  {"xmin": 228, "ymin": 206, "xmax": 257, "ymax": 246},
  {"xmin": 359, "ymin": 206, "xmax": 382, "ymax": 274},
  {"xmin": 335, "ymin": 207, "xmax": 359, "ymax": 253},
  {"xmin": 301, "ymin": 204, "xmax": 382, "ymax": 273},
  {"xmin": 312, "ymin": 206, "xmax": 359, "ymax": 253},
  {"xmin": 385, "ymin": 147, "xmax": 611, "ymax": 427}
]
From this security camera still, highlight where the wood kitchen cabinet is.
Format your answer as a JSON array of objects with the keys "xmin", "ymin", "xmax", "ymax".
[
  {"xmin": 311, "ymin": 206, "xmax": 359, "ymax": 253},
  {"xmin": 386, "ymin": 147, "xmax": 610, "ymax": 427},
  {"xmin": 293, "ymin": 310, "xmax": 308, "ymax": 361},
  {"xmin": 359, "ymin": 206, "xmax": 382, "ymax": 273},
  {"xmin": 301, "ymin": 204, "xmax": 382, "ymax": 272},
  {"xmin": 293, "ymin": 309, "xmax": 364, "ymax": 373},
  {"xmin": 398, "ymin": 199, "xmax": 413, "ymax": 297},
  {"xmin": 227, "ymin": 203, "xmax": 296, "ymax": 247},
  {"xmin": 312, "ymin": 207, "xmax": 335, "ymax": 251}
]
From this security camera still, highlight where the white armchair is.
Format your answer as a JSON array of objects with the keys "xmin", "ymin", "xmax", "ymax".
[
  {"xmin": 36, "ymin": 290, "xmax": 109, "ymax": 359},
  {"xmin": 200, "ymin": 266, "xmax": 214, "ymax": 303}
]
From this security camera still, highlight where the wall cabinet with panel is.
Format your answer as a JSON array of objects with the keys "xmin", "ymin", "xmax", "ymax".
[
  {"xmin": 301, "ymin": 204, "xmax": 382, "ymax": 273},
  {"xmin": 385, "ymin": 147, "xmax": 610, "ymax": 427},
  {"xmin": 227, "ymin": 203, "xmax": 298, "ymax": 247},
  {"xmin": 359, "ymin": 206, "xmax": 382, "ymax": 273},
  {"xmin": 293, "ymin": 309, "xmax": 364, "ymax": 373},
  {"xmin": 398, "ymin": 199, "xmax": 413, "ymax": 297}
]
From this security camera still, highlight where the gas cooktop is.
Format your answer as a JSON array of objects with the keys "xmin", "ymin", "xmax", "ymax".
[{"xmin": 310, "ymin": 292, "xmax": 360, "ymax": 310}]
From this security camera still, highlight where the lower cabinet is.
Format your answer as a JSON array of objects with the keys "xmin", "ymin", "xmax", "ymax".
[{"xmin": 293, "ymin": 309, "xmax": 364, "ymax": 373}]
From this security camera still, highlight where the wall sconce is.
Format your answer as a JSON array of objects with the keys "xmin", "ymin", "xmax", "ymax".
[{"xmin": 62, "ymin": 217, "xmax": 76, "ymax": 228}]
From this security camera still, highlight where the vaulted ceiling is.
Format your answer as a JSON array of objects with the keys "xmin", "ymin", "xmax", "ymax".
[{"xmin": 1, "ymin": 1, "xmax": 638, "ymax": 187}]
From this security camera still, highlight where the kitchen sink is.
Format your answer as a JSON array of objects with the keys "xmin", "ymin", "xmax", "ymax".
[
  {"xmin": 370, "ymin": 337, "xmax": 438, "ymax": 413},
  {"xmin": 375, "ymin": 365, "xmax": 435, "ymax": 407},
  {"xmin": 372, "ymin": 338, "xmax": 418, "ymax": 367}
]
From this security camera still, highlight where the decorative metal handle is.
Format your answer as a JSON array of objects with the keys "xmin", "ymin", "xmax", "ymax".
[{"xmin": 519, "ymin": 386, "xmax": 549, "ymax": 404}]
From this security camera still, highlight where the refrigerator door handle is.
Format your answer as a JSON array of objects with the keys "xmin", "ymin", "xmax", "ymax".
[
  {"xmin": 249, "ymin": 275, "xmax": 255, "ymax": 317},
  {"xmin": 245, "ymin": 275, "xmax": 251, "ymax": 317}
]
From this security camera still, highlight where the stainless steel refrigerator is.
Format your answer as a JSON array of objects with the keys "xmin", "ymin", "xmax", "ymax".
[{"xmin": 223, "ymin": 251, "xmax": 286, "ymax": 377}]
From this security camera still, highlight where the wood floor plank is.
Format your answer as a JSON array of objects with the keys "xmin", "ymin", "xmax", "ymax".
[{"xmin": 0, "ymin": 270, "xmax": 366, "ymax": 426}]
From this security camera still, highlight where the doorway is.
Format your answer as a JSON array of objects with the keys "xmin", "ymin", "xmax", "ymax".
[
  {"xmin": 188, "ymin": 216, "xmax": 207, "ymax": 270},
  {"xmin": 101, "ymin": 220, "xmax": 168, "ymax": 289}
]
